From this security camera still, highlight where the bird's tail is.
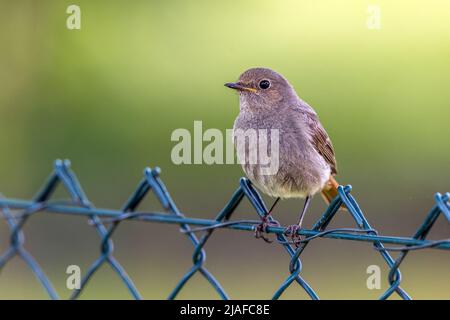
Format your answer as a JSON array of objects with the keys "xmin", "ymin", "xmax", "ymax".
[{"xmin": 321, "ymin": 176, "xmax": 341, "ymax": 206}]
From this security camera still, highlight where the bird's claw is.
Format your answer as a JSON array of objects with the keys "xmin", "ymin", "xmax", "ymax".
[
  {"xmin": 284, "ymin": 225, "xmax": 305, "ymax": 247},
  {"xmin": 254, "ymin": 215, "xmax": 280, "ymax": 243}
]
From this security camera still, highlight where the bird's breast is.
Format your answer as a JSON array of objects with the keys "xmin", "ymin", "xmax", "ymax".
[{"xmin": 233, "ymin": 114, "xmax": 331, "ymax": 198}]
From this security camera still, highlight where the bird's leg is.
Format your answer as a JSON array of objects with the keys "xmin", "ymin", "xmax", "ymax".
[
  {"xmin": 284, "ymin": 195, "xmax": 311, "ymax": 247},
  {"xmin": 255, "ymin": 197, "xmax": 281, "ymax": 243}
]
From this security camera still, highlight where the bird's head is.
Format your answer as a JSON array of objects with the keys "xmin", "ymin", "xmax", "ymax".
[{"xmin": 225, "ymin": 67, "xmax": 298, "ymax": 111}]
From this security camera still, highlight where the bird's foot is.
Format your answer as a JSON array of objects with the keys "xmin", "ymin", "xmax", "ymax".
[
  {"xmin": 254, "ymin": 215, "xmax": 280, "ymax": 243},
  {"xmin": 284, "ymin": 225, "xmax": 305, "ymax": 247}
]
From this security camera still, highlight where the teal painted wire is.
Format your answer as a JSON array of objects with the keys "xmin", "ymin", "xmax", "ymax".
[{"xmin": 0, "ymin": 159, "xmax": 448, "ymax": 300}]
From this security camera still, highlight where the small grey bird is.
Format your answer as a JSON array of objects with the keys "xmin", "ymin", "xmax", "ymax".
[{"xmin": 225, "ymin": 67, "xmax": 340, "ymax": 244}]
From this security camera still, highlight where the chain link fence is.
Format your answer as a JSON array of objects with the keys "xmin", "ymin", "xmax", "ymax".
[{"xmin": 0, "ymin": 159, "xmax": 449, "ymax": 299}]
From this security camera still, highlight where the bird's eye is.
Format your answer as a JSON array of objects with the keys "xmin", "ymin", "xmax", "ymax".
[{"xmin": 259, "ymin": 80, "xmax": 271, "ymax": 89}]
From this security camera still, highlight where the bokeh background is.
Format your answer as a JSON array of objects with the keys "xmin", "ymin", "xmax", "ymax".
[{"xmin": 0, "ymin": 0, "xmax": 449, "ymax": 299}]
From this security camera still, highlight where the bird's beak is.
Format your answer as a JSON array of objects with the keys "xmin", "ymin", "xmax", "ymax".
[{"xmin": 224, "ymin": 82, "xmax": 257, "ymax": 93}]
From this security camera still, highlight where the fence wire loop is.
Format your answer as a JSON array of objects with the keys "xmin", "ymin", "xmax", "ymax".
[{"xmin": 0, "ymin": 159, "xmax": 449, "ymax": 300}]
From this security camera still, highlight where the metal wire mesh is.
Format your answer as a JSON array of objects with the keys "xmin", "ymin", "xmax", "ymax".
[{"xmin": 0, "ymin": 159, "xmax": 449, "ymax": 299}]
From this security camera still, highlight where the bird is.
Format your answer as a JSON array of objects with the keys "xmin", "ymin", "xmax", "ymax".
[{"xmin": 225, "ymin": 67, "xmax": 340, "ymax": 245}]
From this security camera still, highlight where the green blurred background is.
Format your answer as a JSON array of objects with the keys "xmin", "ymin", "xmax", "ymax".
[{"xmin": 0, "ymin": 0, "xmax": 449, "ymax": 299}]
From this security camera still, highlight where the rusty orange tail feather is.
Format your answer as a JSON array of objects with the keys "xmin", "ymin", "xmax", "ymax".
[{"xmin": 321, "ymin": 175, "xmax": 340, "ymax": 205}]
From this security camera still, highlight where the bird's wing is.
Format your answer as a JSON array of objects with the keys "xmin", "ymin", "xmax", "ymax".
[{"xmin": 304, "ymin": 112, "xmax": 338, "ymax": 175}]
